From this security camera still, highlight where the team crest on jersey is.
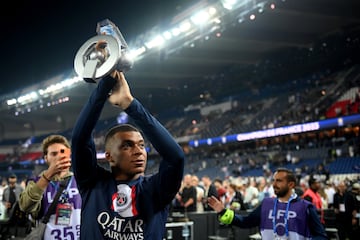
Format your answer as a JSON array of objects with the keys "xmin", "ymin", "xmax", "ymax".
[
  {"xmin": 111, "ymin": 184, "xmax": 138, "ymax": 217},
  {"xmin": 116, "ymin": 192, "xmax": 128, "ymax": 207}
]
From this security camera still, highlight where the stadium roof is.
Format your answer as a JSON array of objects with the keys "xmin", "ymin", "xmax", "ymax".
[{"xmin": 0, "ymin": 0, "xmax": 359, "ymax": 141}]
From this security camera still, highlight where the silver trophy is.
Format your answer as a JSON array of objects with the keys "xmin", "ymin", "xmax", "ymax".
[{"xmin": 74, "ymin": 19, "xmax": 133, "ymax": 83}]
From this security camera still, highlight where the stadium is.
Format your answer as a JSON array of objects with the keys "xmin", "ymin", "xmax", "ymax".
[{"xmin": 0, "ymin": 0, "xmax": 359, "ymax": 239}]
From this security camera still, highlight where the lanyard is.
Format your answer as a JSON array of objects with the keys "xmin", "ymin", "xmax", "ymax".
[
  {"xmin": 51, "ymin": 176, "xmax": 72, "ymax": 191},
  {"xmin": 51, "ymin": 176, "xmax": 73, "ymax": 203},
  {"xmin": 272, "ymin": 194, "xmax": 295, "ymax": 238}
]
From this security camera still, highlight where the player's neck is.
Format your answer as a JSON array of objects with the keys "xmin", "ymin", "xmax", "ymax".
[{"xmin": 114, "ymin": 172, "xmax": 144, "ymax": 181}]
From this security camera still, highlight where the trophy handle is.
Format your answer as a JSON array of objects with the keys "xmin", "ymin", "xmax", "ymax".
[
  {"xmin": 74, "ymin": 35, "xmax": 120, "ymax": 82},
  {"xmin": 74, "ymin": 19, "xmax": 133, "ymax": 83}
]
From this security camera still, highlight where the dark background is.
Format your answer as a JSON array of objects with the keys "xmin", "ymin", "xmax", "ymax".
[{"xmin": 0, "ymin": 0, "xmax": 198, "ymax": 94}]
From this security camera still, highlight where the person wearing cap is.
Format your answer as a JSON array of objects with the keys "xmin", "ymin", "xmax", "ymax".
[
  {"xmin": 302, "ymin": 175, "xmax": 325, "ymax": 224},
  {"xmin": 208, "ymin": 168, "xmax": 327, "ymax": 240}
]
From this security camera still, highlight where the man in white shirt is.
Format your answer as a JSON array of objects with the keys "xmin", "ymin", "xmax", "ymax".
[
  {"xmin": 243, "ymin": 178, "xmax": 259, "ymax": 209},
  {"xmin": 0, "ymin": 178, "xmax": 8, "ymax": 201},
  {"xmin": 191, "ymin": 175, "xmax": 205, "ymax": 212},
  {"xmin": 324, "ymin": 180, "xmax": 336, "ymax": 208}
]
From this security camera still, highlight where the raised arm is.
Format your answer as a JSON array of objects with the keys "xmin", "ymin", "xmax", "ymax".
[
  {"xmin": 109, "ymin": 71, "xmax": 185, "ymax": 205},
  {"xmin": 71, "ymin": 74, "xmax": 116, "ymax": 188}
]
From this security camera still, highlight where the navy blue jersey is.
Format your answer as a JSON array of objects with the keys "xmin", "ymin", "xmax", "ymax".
[{"xmin": 72, "ymin": 76, "xmax": 185, "ymax": 239}]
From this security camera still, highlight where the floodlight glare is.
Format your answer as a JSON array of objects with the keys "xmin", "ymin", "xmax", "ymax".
[
  {"xmin": 191, "ymin": 11, "xmax": 210, "ymax": 25},
  {"xmin": 179, "ymin": 21, "xmax": 192, "ymax": 32},
  {"xmin": 171, "ymin": 28, "xmax": 181, "ymax": 36},
  {"xmin": 163, "ymin": 31, "xmax": 172, "ymax": 40},
  {"xmin": 129, "ymin": 47, "xmax": 146, "ymax": 59},
  {"xmin": 7, "ymin": 99, "xmax": 17, "ymax": 106},
  {"xmin": 221, "ymin": 0, "xmax": 238, "ymax": 10},
  {"xmin": 145, "ymin": 35, "xmax": 165, "ymax": 49},
  {"xmin": 208, "ymin": 7, "xmax": 217, "ymax": 15}
]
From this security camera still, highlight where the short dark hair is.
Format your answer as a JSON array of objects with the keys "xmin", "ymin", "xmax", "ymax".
[
  {"xmin": 308, "ymin": 175, "xmax": 321, "ymax": 185},
  {"xmin": 275, "ymin": 168, "xmax": 297, "ymax": 185},
  {"xmin": 104, "ymin": 124, "xmax": 141, "ymax": 149},
  {"xmin": 213, "ymin": 178, "xmax": 223, "ymax": 184},
  {"xmin": 8, "ymin": 174, "xmax": 17, "ymax": 180}
]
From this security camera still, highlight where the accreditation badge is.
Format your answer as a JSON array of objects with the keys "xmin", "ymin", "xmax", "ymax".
[
  {"xmin": 339, "ymin": 203, "xmax": 345, "ymax": 212},
  {"xmin": 55, "ymin": 203, "xmax": 73, "ymax": 225}
]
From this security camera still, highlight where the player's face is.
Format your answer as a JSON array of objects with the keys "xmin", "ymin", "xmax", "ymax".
[{"xmin": 106, "ymin": 131, "xmax": 147, "ymax": 180}]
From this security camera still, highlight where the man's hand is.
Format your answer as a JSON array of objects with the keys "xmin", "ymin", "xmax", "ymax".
[
  {"xmin": 46, "ymin": 154, "xmax": 71, "ymax": 179},
  {"xmin": 5, "ymin": 202, "xmax": 12, "ymax": 209},
  {"xmin": 108, "ymin": 71, "xmax": 134, "ymax": 109},
  {"xmin": 208, "ymin": 196, "xmax": 225, "ymax": 213}
]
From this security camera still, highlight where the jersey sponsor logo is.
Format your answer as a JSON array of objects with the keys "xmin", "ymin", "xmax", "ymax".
[{"xmin": 97, "ymin": 212, "xmax": 144, "ymax": 239}]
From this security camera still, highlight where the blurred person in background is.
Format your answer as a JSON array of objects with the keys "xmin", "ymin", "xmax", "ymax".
[
  {"xmin": 175, "ymin": 174, "xmax": 197, "ymax": 213},
  {"xmin": 191, "ymin": 175, "xmax": 205, "ymax": 212},
  {"xmin": 0, "ymin": 178, "xmax": 7, "ymax": 221},
  {"xmin": 353, "ymin": 182, "xmax": 360, "ymax": 235},
  {"xmin": 201, "ymin": 175, "xmax": 219, "ymax": 211},
  {"xmin": 318, "ymin": 187, "xmax": 329, "ymax": 210},
  {"xmin": 243, "ymin": 178, "xmax": 259, "ymax": 209},
  {"xmin": 0, "ymin": 178, "xmax": 8, "ymax": 201},
  {"xmin": 257, "ymin": 177, "xmax": 272, "ymax": 203},
  {"xmin": 333, "ymin": 180, "xmax": 357, "ymax": 240},
  {"xmin": 224, "ymin": 182, "xmax": 247, "ymax": 212},
  {"xmin": 2, "ymin": 174, "xmax": 23, "ymax": 215},
  {"xmin": 324, "ymin": 180, "xmax": 336, "ymax": 209},
  {"xmin": 334, "ymin": 182, "xmax": 360, "ymax": 240},
  {"xmin": 1, "ymin": 174, "xmax": 25, "ymax": 238},
  {"xmin": 213, "ymin": 178, "xmax": 227, "ymax": 204},
  {"xmin": 314, "ymin": 164, "xmax": 330, "ymax": 182},
  {"xmin": 302, "ymin": 175, "xmax": 325, "ymax": 224}
]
